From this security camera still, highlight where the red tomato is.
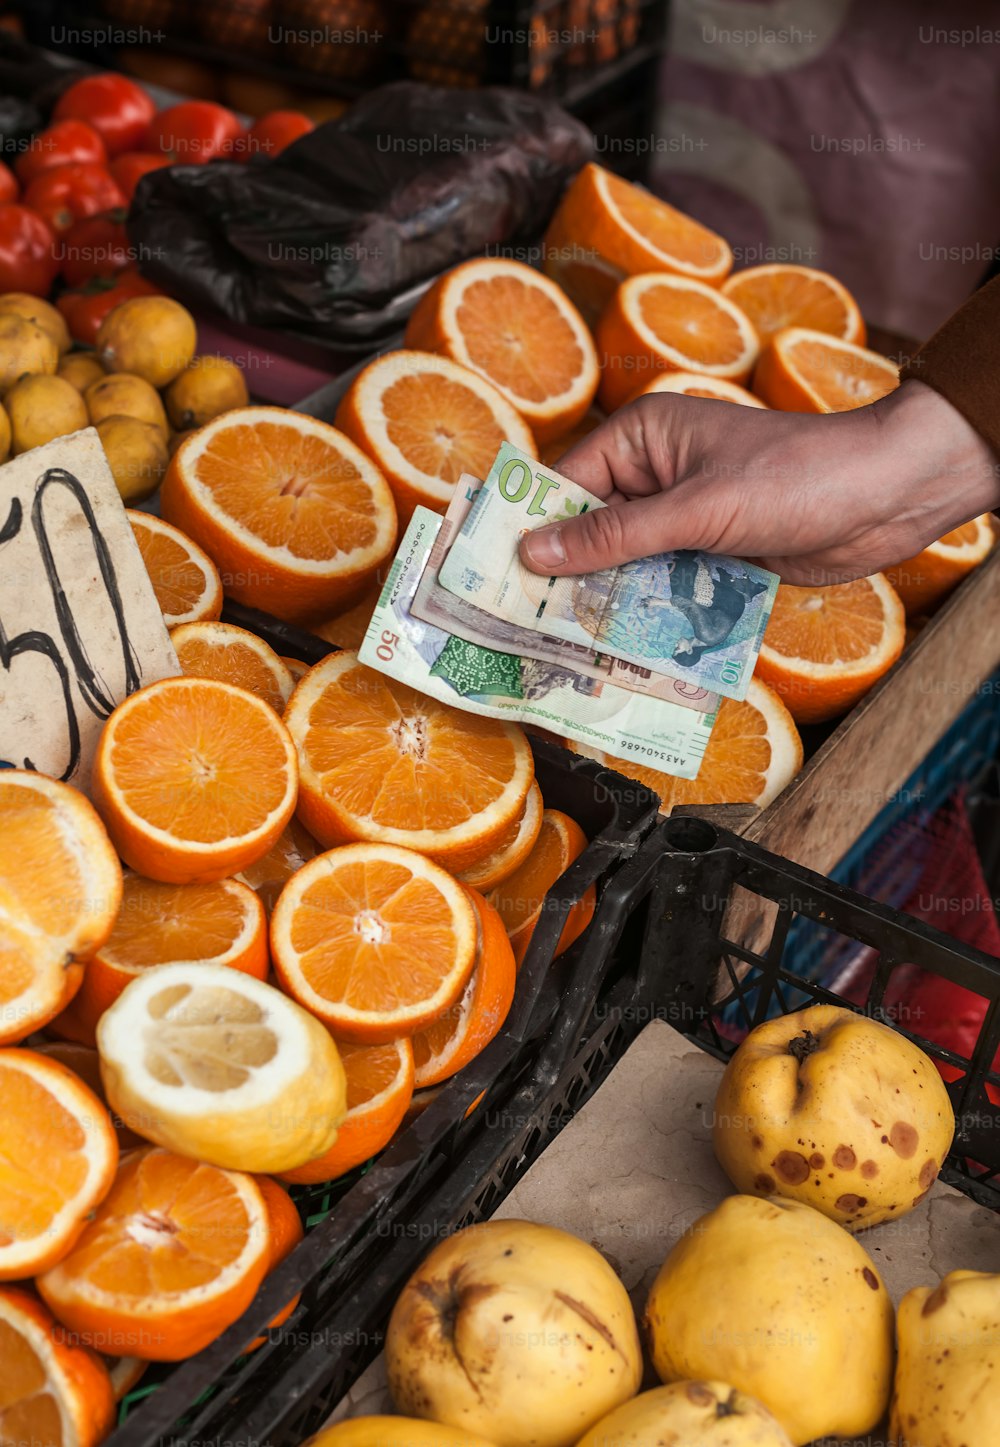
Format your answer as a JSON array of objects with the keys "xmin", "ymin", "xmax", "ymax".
[
  {"xmin": 110, "ymin": 151, "xmax": 174, "ymax": 203},
  {"xmin": 144, "ymin": 102, "xmax": 244, "ymax": 166},
  {"xmin": 57, "ymin": 268, "xmax": 161, "ymax": 346},
  {"xmin": 15, "ymin": 119, "xmax": 107, "ymax": 187},
  {"xmin": 243, "ymin": 111, "xmax": 315, "ymax": 162},
  {"xmin": 23, "ymin": 163, "xmax": 126, "ymax": 237},
  {"xmin": 0, "ymin": 204, "xmax": 58, "ymax": 295},
  {"xmin": 59, "ymin": 213, "xmax": 131, "ymax": 287},
  {"xmin": 53, "ymin": 73, "xmax": 156, "ymax": 158},
  {"xmin": 0, "ymin": 161, "xmax": 17, "ymax": 204}
]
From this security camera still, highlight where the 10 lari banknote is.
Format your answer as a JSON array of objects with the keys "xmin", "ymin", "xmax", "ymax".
[
  {"xmin": 359, "ymin": 507, "xmax": 717, "ymax": 780},
  {"xmin": 437, "ymin": 442, "xmax": 779, "ymax": 703}
]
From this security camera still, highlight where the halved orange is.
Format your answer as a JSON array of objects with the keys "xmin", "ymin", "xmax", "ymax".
[
  {"xmin": 0, "ymin": 1049, "xmax": 118, "ymax": 1279},
  {"xmin": 34, "ymin": 1041, "xmax": 144, "ymax": 1151},
  {"xmin": 278, "ymin": 1037, "xmax": 415, "ymax": 1185},
  {"xmin": 567, "ymin": 678, "xmax": 804, "ymax": 813},
  {"xmin": 411, "ymin": 888, "xmax": 516, "ymax": 1087},
  {"xmin": 270, "ymin": 841, "xmax": 479, "ymax": 1043},
  {"xmin": 246, "ymin": 1176, "xmax": 304, "ymax": 1351},
  {"xmin": 721, "ymin": 264, "xmax": 865, "ymax": 348},
  {"xmin": 282, "ymin": 655, "xmax": 310, "ymax": 682},
  {"xmin": 596, "ymin": 274, "xmax": 760, "ymax": 412},
  {"xmin": 335, "ymin": 349, "xmax": 538, "ymax": 526},
  {"xmin": 752, "ymin": 327, "xmax": 898, "ymax": 412},
  {"xmin": 160, "ymin": 406, "xmax": 398, "ymax": 624},
  {"xmin": 283, "ymin": 651, "xmax": 534, "ymax": 871},
  {"xmin": 37, "ymin": 1148, "xmax": 271, "ymax": 1362},
  {"xmin": 486, "ymin": 809, "xmax": 596, "ymax": 966},
  {"xmin": 539, "ymin": 408, "xmax": 606, "ymax": 468},
  {"xmin": 104, "ymin": 1353, "xmax": 146, "ymax": 1402},
  {"xmin": 542, "ymin": 163, "xmax": 733, "ymax": 309},
  {"xmin": 627, "ymin": 371, "xmax": 768, "ymax": 408},
  {"xmin": 404, "ymin": 257, "xmax": 600, "ymax": 443},
  {"xmin": 127, "ymin": 509, "xmax": 223, "ymax": 628},
  {"xmin": 58, "ymin": 873, "xmax": 269, "ymax": 1043},
  {"xmin": 457, "ymin": 780, "xmax": 544, "ymax": 891},
  {"xmin": 542, "ymin": 250, "xmax": 629, "ymax": 331},
  {"xmin": 0, "ymin": 771, "xmax": 122, "ymax": 1043},
  {"xmin": 92, "ymin": 675, "xmax": 299, "ymax": 884},
  {"xmin": 171, "ymin": 619, "xmax": 296, "ymax": 713},
  {"xmin": 884, "ymin": 515, "xmax": 996, "ymax": 615},
  {"xmin": 236, "ymin": 815, "xmax": 321, "ymax": 915},
  {"xmin": 0, "ymin": 1286, "xmax": 115, "ymax": 1447},
  {"xmin": 756, "ymin": 575, "xmax": 906, "ymax": 723}
]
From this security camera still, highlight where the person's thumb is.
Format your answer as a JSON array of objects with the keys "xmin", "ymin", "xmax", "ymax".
[{"xmin": 519, "ymin": 492, "xmax": 706, "ymax": 576}]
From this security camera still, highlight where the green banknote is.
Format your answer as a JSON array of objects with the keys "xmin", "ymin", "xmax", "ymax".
[
  {"xmin": 358, "ymin": 508, "xmax": 717, "ymax": 782},
  {"xmin": 437, "ymin": 442, "xmax": 779, "ymax": 702}
]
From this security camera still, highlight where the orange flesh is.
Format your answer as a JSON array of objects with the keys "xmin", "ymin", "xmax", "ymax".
[
  {"xmin": 786, "ymin": 339, "xmax": 897, "ymax": 410},
  {"xmin": 174, "ymin": 634, "xmax": 289, "ymax": 712},
  {"xmin": 131, "ymin": 522, "xmax": 212, "ymax": 618},
  {"xmin": 765, "ymin": 581, "xmax": 885, "ymax": 663},
  {"xmin": 0, "ymin": 922, "xmax": 40, "ymax": 1008},
  {"xmin": 0, "ymin": 1324, "xmax": 62, "ymax": 1447},
  {"xmin": 488, "ymin": 813, "xmax": 573, "ymax": 935},
  {"xmin": 1, "ymin": 787, "xmax": 92, "ymax": 940},
  {"xmin": 100, "ymin": 877, "xmax": 253, "ymax": 970},
  {"xmin": 192, "ymin": 420, "xmax": 382, "ymax": 561},
  {"xmin": 601, "ymin": 697, "xmax": 773, "ymax": 809},
  {"xmin": 57, "ymin": 1151, "xmax": 258, "ymax": 1298},
  {"xmin": 939, "ymin": 520, "xmax": 982, "ymax": 548},
  {"xmin": 288, "ymin": 861, "xmax": 465, "ymax": 1012},
  {"xmin": 0, "ymin": 1064, "xmax": 90, "ymax": 1244},
  {"xmin": 239, "ymin": 818, "xmax": 319, "ymax": 911},
  {"xmin": 605, "ymin": 170, "xmax": 725, "ymax": 266},
  {"xmin": 338, "ymin": 1039, "xmax": 409, "ymax": 1110},
  {"xmin": 637, "ymin": 285, "xmax": 745, "ymax": 363},
  {"xmin": 302, "ymin": 666, "xmax": 522, "ymax": 832},
  {"xmin": 106, "ymin": 682, "xmax": 290, "ymax": 843},
  {"xmin": 455, "ymin": 276, "xmax": 584, "ymax": 401},
  {"xmin": 381, "ymin": 372, "xmax": 507, "ymax": 481},
  {"xmin": 725, "ymin": 273, "xmax": 850, "ymax": 342}
]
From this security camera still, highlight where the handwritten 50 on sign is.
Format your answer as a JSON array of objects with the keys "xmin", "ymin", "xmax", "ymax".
[{"xmin": 0, "ymin": 428, "xmax": 179, "ymax": 794}]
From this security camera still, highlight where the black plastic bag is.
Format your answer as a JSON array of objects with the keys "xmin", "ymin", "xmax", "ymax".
[
  {"xmin": 127, "ymin": 82, "xmax": 593, "ymax": 347},
  {"xmin": 0, "ymin": 31, "xmax": 92, "ymax": 155}
]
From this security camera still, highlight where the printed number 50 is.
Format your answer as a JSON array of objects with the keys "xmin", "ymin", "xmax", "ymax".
[{"xmin": 376, "ymin": 629, "xmax": 399, "ymax": 662}]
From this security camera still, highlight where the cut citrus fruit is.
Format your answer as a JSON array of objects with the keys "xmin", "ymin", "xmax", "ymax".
[
  {"xmin": 542, "ymin": 250, "xmax": 629, "ymax": 331},
  {"xmin": 752, "ymin": 327, "xmax": 898, "ymax": 412},
  {"xmin": 411, "ymin": 888, "xmax": 516, "ymax": 1088},
  {"xmin": 567, "ymin": 678, "xmax": 804, "ymax": 813},
  {"xmin": 60, "ymin": 874, "xmax": 269, "ymax": 1043},
  {"xmin": 596, "ymin": 273, "xmax": 760, "ymax": 412},
  {"xmin": 92, "ymin": 675, "xmax": 299, "ymax": 885},
  {"xmin": 627, "ymin": 371, "xmax": 768, "ymax": 407},
  {"xmin": 404, "ymin": 257, "xmax": 600, "ymax": 443},
  {"xmin": 35, "ymin": 1041, "xmax": 143, "ymax": 1151},
  {"xmin": 0, "ymin": 771, "xmax": 122, "ymax": 1043},
  {"xmin": 279, "ymin": 1037, "xmax": 415, "ymax": 1185},
  {"xmin": 236, "ymin": 815, "xmax": 321, "ymax": 915},
  {"xmin": 335, "ymin": 349, "xmax": 538, "ymax": 525},
  {"xmin": 721, "ymin": 264, "xmax": 865, "ymax": 347},
  {"xmin": 539, "ymin": 408, "xmax": 606, "ymax": 468},
  {"xmin": 0, "ymin": 1285, "xmax": 115, "ymax": 1447},
  {"xmin": 542, "ymin": 163, "xmax": 733, "ymax": 304},
  {"xmin": 0, "ymin": 1048, "xmax": 118, "ymax": 1278},
  {"xmin": 104, "ymin": 1354, "xmax": 146, "ymax": 1402},
  {"xmin": 756, "ymin": 574, "xmax": 906, "ymax": 723},
  {"xmin": 271, "ymin": 841, "xmax": 478, "ymax": 1043},
  {"xmin": 884, "ymin": 514, "xmax": 996, "ymax": 615},
  {"xmin": 312, "ymin": 581, "xmax": 383, "ymax": 651},
  {"xmin": 127, "ymin": 509, "xmax": 223, "ymax": 628},
  {"xmin": 284, "ymin": 651, "xmax": 534, "ymax": 871},
  {"xmin": 97, "ymin": 962, "xmax": 347, "ymax": 1173},
  {"xmin": 457, "ymin": 780, "xmax": 544, "ymax": 891},
  {"xmin": 281, "ymin": 655, "xmax": 309, "ymax": 682},
  {"xmin": 246, "ymin": 1176, "xmax": 304, "ymax": 1351},
  {"xmin": 170, "ymin": 619, "xmax": 296, "ymax": 713},
  {"xmin": 37, "ymin": 1147, "xmax": 271, "ymax": 1362},
  {"xmin": 160, "ymin": 406, "xmax": 398, "ymax": 624},
  {"xmin": 486, "ymin": 808, "xmax": 595, "ymax": 966}
]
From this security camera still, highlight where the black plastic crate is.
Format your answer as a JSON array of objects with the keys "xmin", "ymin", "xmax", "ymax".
[{"xmin": 102, "ymin": 609, "xmax": 660, "ymax": 1446}]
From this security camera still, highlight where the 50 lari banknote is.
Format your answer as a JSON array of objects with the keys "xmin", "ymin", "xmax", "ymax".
[
  {"xmin": 437, "ymin": 443, "xmax": 779, "ymax": 703},
  {"xmin": 359, "ymin": 508, "xmax": 718, "ymax": 781}
]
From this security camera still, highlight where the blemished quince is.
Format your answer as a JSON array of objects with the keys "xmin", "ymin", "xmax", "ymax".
[
  {"xmin": 643, "ymin": 1194, "xmax": 894, "ymax": 1446},
  {"xmin": 386, "ymin": 1219, "xmax": 642, "ymax": 1447},
  {"xmin": 712, "ymin": 1003, "xmax": 955, "ymax": 1230},
  {"xmin": 890, "ymin": 1270, "xmax": 1000, "ymax": 1447},
  {"xmin": 575, "ymin": 1381, "xmax": 794, "ymax": 1446}
]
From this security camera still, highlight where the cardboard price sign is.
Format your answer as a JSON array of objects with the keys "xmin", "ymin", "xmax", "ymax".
[{"xmin": 0, "ymin": 428, "xmax": 179, "ymax": 792}]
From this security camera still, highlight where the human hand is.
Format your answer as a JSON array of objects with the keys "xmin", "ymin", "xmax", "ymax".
[{"xmin": 518, "ymin": 380, "xmax": 1000, "ymax": 584}]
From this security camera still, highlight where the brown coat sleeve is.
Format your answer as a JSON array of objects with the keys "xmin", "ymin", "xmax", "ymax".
[{"xmin": 900, "ymin": 274, "xmax": 1000, "ymax": 457}]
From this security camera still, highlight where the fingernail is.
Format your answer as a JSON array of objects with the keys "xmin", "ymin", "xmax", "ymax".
[{"xmin": 522, "ymin": 525, "xmax": 565, "ymax": 569}]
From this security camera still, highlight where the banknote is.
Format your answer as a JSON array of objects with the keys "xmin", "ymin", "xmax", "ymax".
[
  {"xmin": 437, "ymin": 442, "xmax": 779, "ymax": 703},
  {"xmin": 409, "ymin": 474, "xmax": 717, "ymax": 715},
  {"xmin": 359, "ymin": 507, "xmax": 718, "ymax": 781}
]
